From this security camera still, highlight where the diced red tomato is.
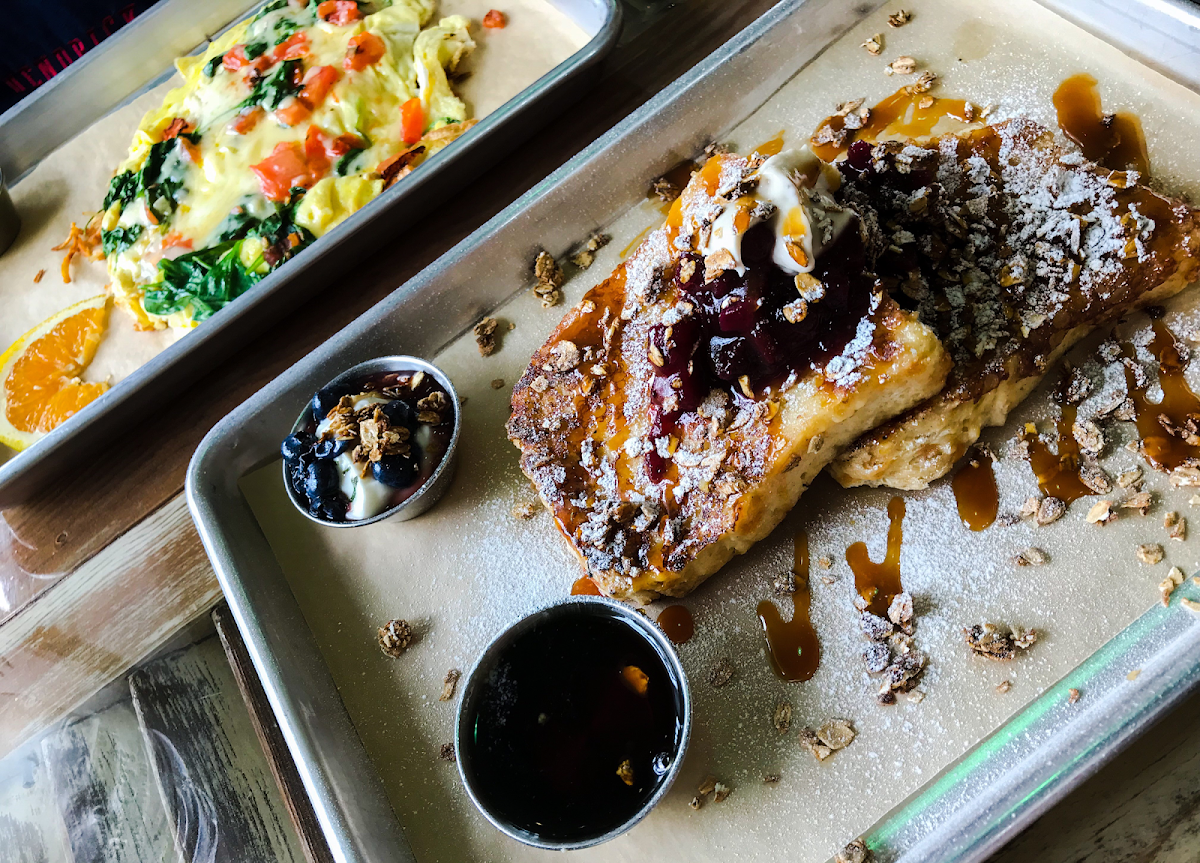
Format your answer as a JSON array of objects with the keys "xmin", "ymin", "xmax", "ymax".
[
  {"xmin": 400, "ymin": 98, "xmax": 424, "ymax": 145},
  {"xmin": 246, "ymin": 54, "xmax": 274, "ymax": 78},
  {"xmin": 304, "ymin": 126, "xmax": 366, "ymax": 176},
  {"xmin": 273, "ymin": 31, "xmax": 310, "ymax": 61},
  {"xmin": 251, "ymin": 142, "xmax": 315, "ymax": 202},
  {"xmin": 317, "ymin": 0, "xmax": 361, "ymax": 25},
  {"xmin": 162, "ymin": 232, "xmax": 194, "ymax": 250},
  {"xmin": 223, "ymin": 45, "xmax": 250, "ymax": 71},
  {"xmin": 330, "ymin": 133, "xmax": 365, "ymax": 155},
  {"xmin": 304, "ymin": 127, "xmax": 333, "ymax": 177},
  {"xmin": 230, "ymin": 106, "xmax": 265, "ymax": 135},
  {"xmin": 274, "ymin": 96, "xmax": 312, "ymax": 127},
  {"xmin": 343, "ymin": 32, "xmax": 385, "ymax": 71},
  {"xmin": 298, "ymin": 64, "xmax": 340, "ymax": 109},
  {"xmin": 482, "ymin": 9, "xmax": 507, "ymax": 28},
  {"xmin": 160, "ymin": 117, "xmax": 193, "ymax": 141}
]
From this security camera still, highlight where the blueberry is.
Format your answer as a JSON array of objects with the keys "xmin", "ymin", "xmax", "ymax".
[
  {"xmin": 313, "ymin": 437, "xmax": 351, "ymax": 460},
  {"xmin": 303, "ymin": 460, "xmax": 338, "ymax": 500},
  {"xmin": 320, "ymin": 495, "xmax": 349, "ymax": 522},
  {"xmin": 281, "ymin": 432, "xmax": 313, "ymax": 461},
  {"xmin": 381, "ymin": 399, "xmax": 417, "ymax": 429},
  {"xmin": 311, "ymin": 386, "xmax": 345, "ymax": 421},
  {"xmin": 372, "ymin": 453, "xmax": 418, "ymax": 488}
]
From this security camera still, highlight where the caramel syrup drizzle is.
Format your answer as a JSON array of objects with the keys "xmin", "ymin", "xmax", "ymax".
[
  {"xmin": 571, "ymin": 576, "xmax": 602, "ymax": 596},
  {"xmin": 1020, "ymin": 403, "xmax": 1094, "ymax": 503},
  {"xmin": 1126, "ymin": 319, "xmax": 1200, "ymax": 471},
  {"xmin": 951, "ymin": 447, "xmax": 999, "ymax": 531},
  {"xmin": 757, "ymin": 529, "xmax": 821, "ymax": 682},
  {"xmin": 847, "ymin": 497, "xmax": 906, "ymax": 618},
  {"xmin": 810, "ymin": 88, "xmax": 974, "ymax": 161},
  {"xmin": 1053, "ymin": 73, "xmax": 1150, "ymax": 175},
  {"xmin": 657, "ymin": 605, "xmax": 695, "ymax": 645},
  {"xmin": 753, "ymin": 130, "xmax": 786, "ymax": 158}
]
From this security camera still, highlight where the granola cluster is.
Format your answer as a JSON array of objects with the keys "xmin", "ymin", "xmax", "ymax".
[
  {"xmin": 856, "ymin": 591, "xmax": 925, "ymax": 704},
  {"xmin": 798, "ymin": 718, "xmax": 856, "ymax": 761},
  {"xmin": 533, "ymin": 249, "xmax": 565, "ymax": 307},
  {"xmin": 962, "ymin": 623, "xmax": 1038, "ymax": 661}
]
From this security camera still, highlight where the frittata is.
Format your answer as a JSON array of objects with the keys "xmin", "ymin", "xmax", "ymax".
[{"xmin": 100, "ymin": 0, "xmax": 475, "ymax": 331}]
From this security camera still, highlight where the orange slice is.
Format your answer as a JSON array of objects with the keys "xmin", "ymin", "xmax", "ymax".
[{"xmin": 0, "ymin": 295, "xmax": 111, "ymax": 451}]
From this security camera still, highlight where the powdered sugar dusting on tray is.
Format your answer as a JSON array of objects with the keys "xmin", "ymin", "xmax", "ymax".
[{"xmin": 239, "ymin": 0, "xmax": 1200, "ymax": 860}]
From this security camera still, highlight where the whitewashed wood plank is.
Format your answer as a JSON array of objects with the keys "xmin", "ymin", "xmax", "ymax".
[
  {"xmin": 0, "ymin": 733, "xmax": 70, "ymax": 863},
  {"xmin": 129, "ymin": 635, "xmax": 305, "ymax": 863},
  {"xmin": 0, "ymin": 494, "xmax": 221, "ymax": 758},
  {"xmin": 42, "ymin": 698, "xmax": 178, "ymax": 863}
]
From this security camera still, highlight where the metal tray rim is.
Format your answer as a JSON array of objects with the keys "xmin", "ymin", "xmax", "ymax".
[{"xmin": 187, "ymin": 0, "xmax": 1200, "ymax": 861}]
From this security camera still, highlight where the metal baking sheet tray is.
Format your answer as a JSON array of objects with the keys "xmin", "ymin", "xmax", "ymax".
[
  {"xmin": 187, "ymin": 0, "xmax": 1200, "ymax": 861},
  {"xmin": 0, "ymin": 0, "xmax": 620, "ymax": 507}
]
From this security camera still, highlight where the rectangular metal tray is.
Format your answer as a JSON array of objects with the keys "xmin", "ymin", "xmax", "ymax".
[
  {"xmin": 0, "ymin": 0, "xmax": 620, "ymax": 507},
  {"xmin": 187, "ymin": 0, "xmax": 1200, "ymax": 861}
]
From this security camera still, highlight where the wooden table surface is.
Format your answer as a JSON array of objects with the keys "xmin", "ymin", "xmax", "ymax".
[{"xmin": 1, "ymin": 1, "xmax": 1198, "ymax": 860}]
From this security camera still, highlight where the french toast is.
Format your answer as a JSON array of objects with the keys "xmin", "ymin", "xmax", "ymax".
[
  {"xmin": 507, "ymin": 150, "xmax": 951, "ymax": 601},
  {"xmin": 829, "ymin": 119, "xmax": 1200, "ymax": 490}
]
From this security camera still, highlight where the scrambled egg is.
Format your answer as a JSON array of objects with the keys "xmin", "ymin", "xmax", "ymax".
[{"xmin": 101, "ymin": 0, "xmax": 476, "ymax": 330}]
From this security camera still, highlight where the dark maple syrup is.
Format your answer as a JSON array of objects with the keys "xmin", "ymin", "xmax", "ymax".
[
  {"xmin": 1125, "ymin": 318, "xmax": 1200, "ymax": 471},
  {"xmin": 656, "ymin": 605, "xmax": 694, "ymax": 645},
  {"xmin": 1053, "ymin": 73, "xmax": 1150, "ymax": 175},
  {"xmin": 460, "ymin": 609, "xmax": 685, "ymax": 844},
  {"xmin": 847, "ymin": 497, "xmax": 906, "ymax": 617},
  {"xmin": 756, "ymin": 530, "xmax": 821, "ymax": 682},
  {"xmin": 1020, "ymin": 404, "xmax": 1093, "ymax": 502},
  {"xmin": 951, "ymin": 447, "xmax": 999, "ymax": 530}
]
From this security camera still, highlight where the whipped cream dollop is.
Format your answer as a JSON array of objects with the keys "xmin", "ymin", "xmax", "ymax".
[{"xmin": 700, "ymin": 147, "xmax": 854, "ymax": 277}]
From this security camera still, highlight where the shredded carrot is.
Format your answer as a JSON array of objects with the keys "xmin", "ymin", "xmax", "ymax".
[
  {"xmin": 51, "ymin": 222, "xmax": 93, "ymax": 282},
  {"xmin": 81, "ymin": 216, "xmax": 104, "ymax": 260}
]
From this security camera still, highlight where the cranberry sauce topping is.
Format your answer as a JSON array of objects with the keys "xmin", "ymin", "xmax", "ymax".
[{"xmin": 644, "ymin": 220, "xmax": 875, "ymax": 481}]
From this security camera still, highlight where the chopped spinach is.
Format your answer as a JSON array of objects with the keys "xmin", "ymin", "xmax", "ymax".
[
  {"xmin": 244, "ymin": 41, "xmax": 269, "ymax": 60},
  {"xmin": 101, "ymin": 225, "xmax": 144, "ymax": 257},
  {"xmin": 273, "ymin": 17, "xmax": 301, "ymax": 44},
  {"xmin": 143, "ymin": 240, "xmax": 263, "ymax": 321},
  {"xmin": 253, "ymin": 0, "xmax": 289, "ymax": 21},
  {"xmin": 137, "ymin": 138, "xmax": 190, "ymax": 223},
  {"xmin": 103, "ymin": 170, "xmax": 138, "ymax": 210},
  {"xmin": 215, "ymin": 209, "xmax": 260, "ymax": 243},
  {"xmin": 203, "ymin": 54, "xmax": 224, "ymax": 77},
  {"xmin": 335, "ymin": 146, "xmax": 368, "ymax": 176},
  {"xmin": 239, "ymin": 58, "xmax": 303, "ymax": 111},
  {"xmin": 254, "ymin": 193, "xmax": 316, "ymax": 256}
]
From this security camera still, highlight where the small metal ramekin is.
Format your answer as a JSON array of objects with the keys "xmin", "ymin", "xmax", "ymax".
[
  {"xmin": 0, "ymin": 167, "xmax": 21, "ymax": 256},
  {"xmin": 454, "ymin": 596, "xmax": 692, "ymax": 850},
  {"xmin": 283, "ymin": 355, "xmax": 460, "ymax": 527}
]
